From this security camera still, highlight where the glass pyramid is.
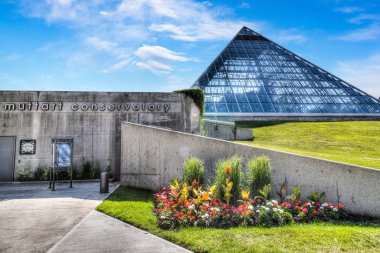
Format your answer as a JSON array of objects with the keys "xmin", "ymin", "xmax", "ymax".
[{"xmin": 192, "ymin": 26, "xmax": 380, "ymax": 115}]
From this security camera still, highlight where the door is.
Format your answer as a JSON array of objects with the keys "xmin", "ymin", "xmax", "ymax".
[{"xmin": 0, "ymin": 137, "xmax": 16, "ymax": 181}]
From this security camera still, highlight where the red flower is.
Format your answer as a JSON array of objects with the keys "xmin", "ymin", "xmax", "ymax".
[
  {"xmin": 222, "ymin": 203, "xmax": 229, "ymax": 209},
  {"xmin": 337, "ymin": 204, "xmax": 345, "ymax": 209},
  {"xmin": 212, "ymin": 199, "xmax": 220, "ymax": 206},
  {"xmin": 211, "ymin": 210, "xmax": 216, "ymax": 216},
  {"xmin": 226, "ymin": 214, "xmax": 231, "ymax": 217},
  {"xmin": 225, "ymin": 165, "xmax": 231, "ymax": 175},
  {"xmin": 313, "ymin": 210, "xmax": 318, "ymax": 215},
  {"xmin": 302, "ymin": 208, "xmax": 308, "ymax": 213}
]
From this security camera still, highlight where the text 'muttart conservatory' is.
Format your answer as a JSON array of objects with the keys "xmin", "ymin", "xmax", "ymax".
[{"xmin": 192, "ymin": 27, "xmax": 380, "ymax": 121}]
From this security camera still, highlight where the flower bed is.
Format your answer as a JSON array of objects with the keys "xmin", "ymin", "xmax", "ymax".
[{"xmin": 153, "ymin": 156, "xmax": 348, "ymax": 229}]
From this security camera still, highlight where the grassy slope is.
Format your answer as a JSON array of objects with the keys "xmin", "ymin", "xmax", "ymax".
[
  {"xmin": 97, "ymin": 187, "xmax": 380, "ymax": 253},
  {"xmin": 236, "ymin": 121, "xmax": 380, "ymax": 169}
]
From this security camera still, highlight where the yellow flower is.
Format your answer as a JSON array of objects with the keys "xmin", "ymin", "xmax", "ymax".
[
  {"xmin": 201, "ymin": 192, "xmax": 210, "ymax": 202},
  {"xmin": 241, "ymin": 189, "xmax": 250, "ymax": 200}
]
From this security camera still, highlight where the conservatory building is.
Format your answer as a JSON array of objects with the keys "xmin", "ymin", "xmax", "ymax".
[{"xmin": 192, "ymin": 26, "xmax": 380, "ymax": 121}]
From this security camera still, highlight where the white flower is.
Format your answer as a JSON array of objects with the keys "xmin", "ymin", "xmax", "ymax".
[
  {"xmin": 273, "ymin": 208, "xmax": 278, "ymax": 212},
  {"xmin": 261, "ymin": 206, "xmax": 266, "ymax": 209},
  {"xmin": 265, "ymin": 207, "xmax": 270, "ymax": 211},
  {"xmin": 202, "ymin": 213, "xmax": 209, "ymax": 219},
  {"xmin": 188, "ymin": 205, "xmax": 195, "ymax": 210},
  {"xmin": 248, "ymin": 205, "xmax": 254, "ymax": 210},
  {"xmin": 160, "ymin": 216, "xmax": 166, "ymax": 219},
  {"xmin": 333, "ymin": 208, "xmax": 338, "ymax": 212},
  {"xmin": 256, "ymin": 210, "xmax": 260, "ymax": 213},
  {"xmin": 279, "ymin": 210, "xmax": 284, "ymax": 214}
]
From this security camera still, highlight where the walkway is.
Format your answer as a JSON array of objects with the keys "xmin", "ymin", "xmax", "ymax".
[
  {"xmin": 49, "ymin": 211, "xmax": 192, "ymax": 253},
  {"xmin": 0, "ymin": 182, "xmax": 116, "ymax": 253}
]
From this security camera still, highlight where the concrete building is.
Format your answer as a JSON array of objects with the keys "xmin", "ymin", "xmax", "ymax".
[{"xmin": 0, "ymin": 91, "xmax": 200, "ymax": 181}]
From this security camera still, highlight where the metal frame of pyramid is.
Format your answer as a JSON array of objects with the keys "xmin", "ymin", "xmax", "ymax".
[{"xmin": 192, "ymin": 26, "xmax": 380, "ymax": 119}]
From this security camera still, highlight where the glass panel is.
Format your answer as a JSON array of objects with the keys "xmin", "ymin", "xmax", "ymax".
[{"xmin": 192, "ymin": 26, "xmax": 380, "ymax": 115}]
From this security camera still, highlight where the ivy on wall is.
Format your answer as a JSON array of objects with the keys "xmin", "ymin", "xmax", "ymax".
[{"xmin": 174, "ymin": 88, "xmax": 205, "ymax": 134}]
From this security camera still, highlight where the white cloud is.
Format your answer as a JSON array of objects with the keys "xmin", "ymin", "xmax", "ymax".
[
  {"xmin": 275, "ymin": 29, "xmax": 307, "ymax": 44},
  {"xmin": 239, "ymin": 2, "xmax": 250, "ymax": 9},
  {"xmin": 335, "ymin": 6, "xmax": 364, "ymax": 14},
  {"xmin": 335, "ymin": 54, "xmax": 380, "ymax": 98},
  {"xmin": 102, "ymin": 58, "xmax": 132, "ymax": 73},
  {"xmin": 135, "ymin": 45, "xmax": 192, "ymax": 62},
  {"xmin": 334, "ymin": 24, "xmax": 380, "ymax": 41},
  {"xmin": 136, "ymin": 60, "xmax": 172, "ymax": 73},
  {"xmin": 17, "ymin": 0, "xmax": 302, "ymax": 78},
  {"xmin": 134, "ymin": 45, "xmax": 193, "ymax": 74},
  {"xmin": 0, "ymin": 53, "xmax": 23, "ymax": 62},
  {"xmin": 348, "ymin": 14, "xmax": 379, "ymax": 24}
]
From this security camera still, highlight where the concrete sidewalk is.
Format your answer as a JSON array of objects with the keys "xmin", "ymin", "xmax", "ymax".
[
  {"xmin": 0, "ymin": 182, "xmax": 117, "ymax": 253},
  {"xmin": 49, "ymin": 210, "xmax": 192, "ymax": 253}
]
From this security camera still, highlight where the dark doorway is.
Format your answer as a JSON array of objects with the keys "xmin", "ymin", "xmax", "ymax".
[{"xmin": 0, "ymin": 136, "xmax": 16, "ymax": 181}]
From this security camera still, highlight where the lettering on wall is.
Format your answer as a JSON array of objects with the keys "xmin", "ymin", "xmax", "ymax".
[{"xmin": 2, "ymin": 102, "xmax": 171, "ymax": 113}]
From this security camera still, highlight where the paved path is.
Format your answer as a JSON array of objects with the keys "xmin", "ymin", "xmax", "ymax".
[
  {"xmin": 49, "ymin": 210, "xmax": 192, "ymax": 253},
  {"xmin": 0, "ymin": 182, "xmax": 117, "ymax": 253}
]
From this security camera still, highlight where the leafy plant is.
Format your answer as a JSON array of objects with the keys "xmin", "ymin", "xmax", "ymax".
[
  {"xmin": 214, "ymin": 156, "xmax": 241, "ymax": 204},
  {"xmin": 258, "ymin": 184, "xmax": 272, "ymax": 203},
  {"xmin": 290, "ymin": 186, "xmax": 302, "ymax": 202},
  {"xmin": 78, "ymin": 161, "xmax": 93, "ymax": 179},
  {"xmin": 106, "ymin": 165, "xmax": 113, "ymax": 179},
  {"xmin": 308, "ymin": 192, "xmax": 326, "ymax": 203},
  {"xmin": 248, "ymin": 156, "xmax": 271, "ymax": 198},
  {"xmin": 223, "ymin": 179, "xmax": 234, "ymax": 204},
  {"xmin": 18, "ymin": 168, "xmax": 31, "ymax": 182},
  {"xmin": 183, "ymin": 157, "xmax": 205, "ymax": 186},
  {"xmin": 276, "ymin": 182, "xmax": 287, "ymax": 203},
  {"xmin": 181, "ymin": 182, "xmax": 189, "ymax": 202},
  {"xmin": 33, "ymin": 165, "xmax": 49, "ymax": 181}
]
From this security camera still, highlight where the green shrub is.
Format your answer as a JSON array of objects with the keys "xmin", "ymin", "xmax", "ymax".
[
  {"xmin": 214, "ymin": 156, "xmax": 241, "ymax": 204},
  {"xmin": 183, "ymin": 157, "xmax": 205, "ymax": 185},
  {"xmin": 79, "ymin": 161, "xmax": 93, "ymax": 179},
  {"xmin": 248, "ymin": 156, "xmax": 271, "ymax": 198},
  {"xmin": 106, "ymin": 165, "xmax": 113, "ymax": 179},
  {"xmin": 33, "ymin": 165, "xmax": 49, "ymax": 181},
  {"xmin": 18, "ymin": 168, "xmax": 31, "ymax": 182}
]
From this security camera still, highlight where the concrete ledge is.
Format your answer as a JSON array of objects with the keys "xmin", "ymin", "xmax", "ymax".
[
  {"xmin": 204, "ymin": 120, "xmax": 253, "ymax": 140},
  {"xmin": 120, "ymin": 122, "xmax": 380, "ymax": 218}
]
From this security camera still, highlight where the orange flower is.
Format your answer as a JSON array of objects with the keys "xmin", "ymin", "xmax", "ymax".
[
  {"xmin": 225, "ymin": 165, "xmax": 231, "ymax": 174},
  {"xmin": 337, "ymin": 204, "xmax": 345, "ymax": 209}
]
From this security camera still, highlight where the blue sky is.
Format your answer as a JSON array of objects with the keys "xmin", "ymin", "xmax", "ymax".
[{"xmin": 0, "ymin": 0, "xmax": 379, "ymax": 98}]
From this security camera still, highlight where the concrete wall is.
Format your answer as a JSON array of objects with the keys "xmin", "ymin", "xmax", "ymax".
[
  {"xmin": 121, "ymin": 122, "xmax": 380, "ymax": 217},
  {"xmin": 0, "ymin": 91, "xmax": 200, "ymax": 180},
  {"xmin": 204, "ymin": 120, "xmax": 253, "ymax": 140}
]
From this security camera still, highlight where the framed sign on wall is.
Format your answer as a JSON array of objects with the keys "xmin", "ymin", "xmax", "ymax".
[
  {"xmin": 20, "ymin": 139, "xmax": 36, "ymax": 155},
  {"xmin": 53, "ymin": 139, "xmax": 73, "ymax": 168}
]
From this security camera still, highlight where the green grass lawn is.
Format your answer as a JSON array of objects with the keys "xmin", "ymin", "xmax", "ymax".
[
  {"xmin": 97, "ymin": 187, "xmax": 380, "ymax": 253},
  {"xmin": 236, "ymin": 121, "xmax": 380, "ymax": 169}
]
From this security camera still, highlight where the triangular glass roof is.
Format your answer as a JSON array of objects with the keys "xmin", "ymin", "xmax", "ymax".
[{"xmin": 192, "ymin": 26, "xmax": 380, "ymax": 115}]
